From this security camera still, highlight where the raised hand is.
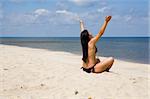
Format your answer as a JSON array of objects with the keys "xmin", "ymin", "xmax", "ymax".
[
  {"xmin": 79, "ymin": 19, "xmax": 85, "ymax": 32},
  {"xmin": 105, "ymin": 16, "xmax": 112, "ymax": 22},
  {"xmin": 79, "ymin": 19, "xmax": 83, "ymax": 23}
]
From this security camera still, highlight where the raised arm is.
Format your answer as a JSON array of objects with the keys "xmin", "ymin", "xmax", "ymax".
[
  {"xmin": 80, "ymin": 20, "xmax": 85, "ymax": 32},
  {"xmin": 91, "ymin": 16, "xmax": 112, "ymax": 44}
]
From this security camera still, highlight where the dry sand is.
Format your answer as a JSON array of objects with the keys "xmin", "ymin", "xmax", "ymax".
[{"xmin": 0, "ymin": 44, "xmax": 149, "ymax": 99}]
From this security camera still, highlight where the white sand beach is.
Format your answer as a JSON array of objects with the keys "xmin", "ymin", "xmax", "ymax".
[{"xmin": 0, "ymin": 44, "xmax": 149, "ymax": 99}]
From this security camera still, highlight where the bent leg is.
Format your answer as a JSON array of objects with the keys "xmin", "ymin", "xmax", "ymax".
[
  {"xmin": 94, "ymin": 57, "xmax": 114, "ymax": 73},
  {"xmin": 105, "ymin": 57, "xmax": 114, "ymax": 72}
]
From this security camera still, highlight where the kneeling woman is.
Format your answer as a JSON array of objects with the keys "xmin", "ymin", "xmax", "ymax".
[{"xmin": 80, "ymin": 16, "xmax": 114, "ymax": 73}]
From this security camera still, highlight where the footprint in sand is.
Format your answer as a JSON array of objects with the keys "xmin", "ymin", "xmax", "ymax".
[
  {"xmin": 3, "ymin": 68, "xmax": 8, "ymax": 70},
  {"xmin": 129, "ymin": 77, "xmax": 137, "ymax": 84}
]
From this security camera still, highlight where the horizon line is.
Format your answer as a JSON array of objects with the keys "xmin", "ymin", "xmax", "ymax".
[{"xmin": 0, "ymin": 36, "xmax": 149, "ymax": 38}]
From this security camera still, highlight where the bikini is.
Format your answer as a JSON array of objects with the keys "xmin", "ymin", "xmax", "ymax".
[
  {"xmin": 81, "ymin": 47, "xmax": 98, "ymax": 73},
  {"xmin": 81, "ymin": 64, "xmax": 96, "ymax": 73}
]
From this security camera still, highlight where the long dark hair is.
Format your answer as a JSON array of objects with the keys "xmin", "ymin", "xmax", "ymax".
[{"xmin": 80, "ymin": 30, "xmax": 90, "ymax": 63}]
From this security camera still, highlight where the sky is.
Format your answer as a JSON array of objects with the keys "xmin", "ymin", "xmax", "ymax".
[{"xmin": 0, "ymin": 0, "xmax": 149, "ymax": 37}]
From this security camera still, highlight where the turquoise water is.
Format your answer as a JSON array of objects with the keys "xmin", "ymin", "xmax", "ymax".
[{"xmin": 0, "ymin": 37, "xmax": 149, "ymax": 64}]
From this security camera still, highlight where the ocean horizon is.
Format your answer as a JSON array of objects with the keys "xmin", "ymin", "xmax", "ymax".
[{"xmin": 0, "ymin": 37, "xmax": 149, "ymax": 64}]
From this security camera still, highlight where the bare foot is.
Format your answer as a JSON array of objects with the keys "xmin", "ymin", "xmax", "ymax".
[{"xmin": 105, "ymin": 68, "xmax": 110, "ymax": 72}]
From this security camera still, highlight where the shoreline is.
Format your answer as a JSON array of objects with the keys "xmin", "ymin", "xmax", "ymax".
[
  {"xmin": 0, "ymin": 44, "xmax": 149, "ymax": 99},
  {"xmin": 0, "ymin": 37, "xmax": 149, "ymax": 64},
  {"xmin": 0, "ymin": 43, "xmax": 148, "ymax": 65}
]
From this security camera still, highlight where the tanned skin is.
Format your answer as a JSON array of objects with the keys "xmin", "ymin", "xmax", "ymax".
[{"xmin": 80, "ymin": 16, "xmax": 114, "ymax": 73}]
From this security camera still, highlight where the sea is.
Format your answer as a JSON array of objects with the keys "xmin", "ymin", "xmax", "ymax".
[{"xmin": 0, "ymin": 37, "xmax": 149, "ymax": 64}]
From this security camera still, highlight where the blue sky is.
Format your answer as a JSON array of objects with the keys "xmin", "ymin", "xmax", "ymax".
[{"xmin": 0, "ymin": 0, "xmax": 149, "ymax": 37}]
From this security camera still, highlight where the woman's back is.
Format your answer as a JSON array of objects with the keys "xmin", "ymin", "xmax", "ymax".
[
  {"xmin": 87, "ymin": 41, "xmax": 97, "ymax": 68},
  {"xmin": 80, "ymin": 16, "xmax": 114, "ymax": 73}
]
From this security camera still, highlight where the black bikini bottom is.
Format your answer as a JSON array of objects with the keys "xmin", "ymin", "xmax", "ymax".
[{"xmin": 81, "ymin": 64, "xmax": 96, "ymax": 73}]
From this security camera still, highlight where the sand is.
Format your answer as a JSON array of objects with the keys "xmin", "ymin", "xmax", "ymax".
[{"xmin": 0, "ymin": 44, "xmax": 149, "ymax": 99}]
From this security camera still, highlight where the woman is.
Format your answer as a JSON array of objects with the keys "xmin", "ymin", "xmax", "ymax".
[{"xmin": 80, "ymin": 16, "xmax": 114, "ymax": 73}]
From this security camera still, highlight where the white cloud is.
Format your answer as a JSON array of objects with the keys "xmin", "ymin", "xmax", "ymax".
[
  {"xmin": 56, "ymin": 10, "xmax": 77, "ymax": 16},
  {"xmin": 33, "ymin": 9, "xmax": 54, "ymax": 24},
  {"xmin": 5, "ymin": 8, "xmax": 107, "ymax": 26},
  {"xmin": 97, "ymin": 6, "xmax": 110, "ymax": 13},
  {"xmin": 56, "ymin": 10, "xmax": 68, "ymax": 14},
  {"xmin": 16, "ymin": 9, "xmax": 80, "ymax": 25},
  {"xmin": 5, "ymin": 9, "xmax": 80, "ymax": 25},
  {"xmin": 34, "ymin": 9, "xmax": 49, "ymax": 17},
  {"xmin": 69, "ymin": 0, "xmax": 97, "ymax": 6},
  {"xmin": 56, "ymin": 10, "xmax": 79, "ymax": 21},
  {"xmin": 4, "ymin": 9, "xmax": 50, "ymax": 25}
]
